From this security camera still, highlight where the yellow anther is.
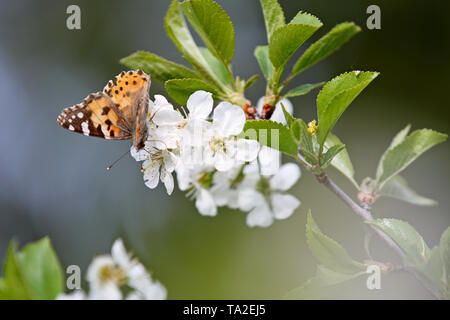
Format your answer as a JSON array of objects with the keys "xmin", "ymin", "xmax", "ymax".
[
  {"xmin": 307, "ymin": 120, "xmax": 318, "ymax": 135},
  {"xmin": 98, "ymin": 265, "xmax": 126, "ymax": 284},
  {"xmin": 141, "ymin": 163, "xmax": 153, "ymax": 173}
]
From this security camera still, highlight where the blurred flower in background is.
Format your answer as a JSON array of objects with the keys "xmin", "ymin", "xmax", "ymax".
[{"xmin": 58, "ymin": 239, "xmax": 166, "ymax": 300}]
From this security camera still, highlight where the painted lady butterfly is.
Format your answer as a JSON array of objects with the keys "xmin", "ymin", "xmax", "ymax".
[{"xmin": 57, "ymin": 70, "xmax": 151, "ymax": 150}]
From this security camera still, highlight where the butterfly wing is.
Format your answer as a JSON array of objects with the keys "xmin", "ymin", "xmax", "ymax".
[
  {"xmin": 57, "ymin": 91, "xmax": 132, "ymax": 140},
  {"xmin": 103, "ymin": 70, "xmax": 150, "ymax": 123},
  {"xmin": 103, "ymin": 70, "xmax": 151, "ymax": 148}
]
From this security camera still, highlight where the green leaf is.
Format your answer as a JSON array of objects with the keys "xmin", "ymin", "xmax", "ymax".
[
  {"xmin": 422, "ymin": 246, "xmax": 444, "ymax": 296},
  {"xmin": 0, "ymin": 238, "xmax": 63, "ymax": 300},
  {"xmin": 366, "ymin": 218, "xmax": 430, "ymax": 267},
  {"xmin": 323, "ymin": 134, "xmax": 358, "ymax": 188},
  {"xmin": 165, "ymin": 78, "xmax": 218, "ymax": 105},
  {"xmin": 269, "ymin": 14, "xmax": 322, "ymax": 69},
  {"xmin": 244, "ymin": 74, "xmax": 259, "ymax": 90},
  {"xmin": 120, "ymin": 51, "xmax": 199, "ymax": 83},
  {"xmin": 375, "ymin": 129, "xmax": 447, "ymax": 189},
  {"xmin": 198, "ymin": 47, "xmax": 230, "ymax": 85},
  {"xmin": 259, "ymin": 0, "xmax": 285, "ymax": 41},
  {"xmin": 289, "ymin": 120, "xmax": 301, "ymax": 144},
  {"xmin": 375, "ymin": 124, "xmax": 411, "ymax": 180},
  {"xmin": 440, "ymin": 227, "xmax": 450, "ymax": 288},
  {"xmin": 284, "ymin": 265, "xmax": 366, "ymax": 299},
  {"xmin": 254, "ymin": 45, "xmax": 273, "ymax": 79},
  {"xmin": 364, "ymin": 228, "xmax": 374, "ymax": 260},
  {"xmin": 280, "ymin": 102, "xmax": 295, "ymax": 128},
  {"xmin": 292, "ymin": 22, "xmax": 361, "ymax": 75},
  {"xmin": 0, "ymin": 279, "xmax": 6, "ymax": 299},
  {"xmin": 181, "ymin": 0, "xmax": 235, "ymax": 64},
  {"xmin": 0, "ymin": 241, "xmax": 31, "ymax": 300},
  {"xmin": 165, "ymin": 0, "xmax": 223, "ymax": 90},
  {"xmin": 306, "ymin": 211, "xmax": 365, "ymax": 274},
  {"xmin": 295, "ymin": 119, "xmax": 317, "ymax": 165},
  {"xmin": 15, "ymin": 238, "xmax": 64, "ymax": 300},
  {"xmin": 289, "ymin": 11, "xmax": 322, "ymax": 26},
  {"xmin": 237, "ymin": 120, "xmax": 298, "ymax": 158},
  {"xmin": 380, "ymin": 175, "xmax": 437, "ymax": 206},
  {"xmin": 316, "ymin": 71, "xmax": 379, "ymax": 146},
  {"xmin": 320, "ymin": 144, "xmax": 345, "ymax": 169},
  {"xmin": 283, "ymin": 82, "xmax": 325, "ymax": 98}
]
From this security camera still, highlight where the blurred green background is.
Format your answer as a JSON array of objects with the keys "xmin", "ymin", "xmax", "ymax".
[{"xmin": 0, "ymin": 0, "xmax": 448, "ymax": 299}]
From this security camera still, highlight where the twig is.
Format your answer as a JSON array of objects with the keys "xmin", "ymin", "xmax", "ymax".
[
  {"xmin": 316, "ymin": 173, "xmax": 406, "ymax": 259},
  {"xmin": 317, "ymin": 173, "xmax": 443, "ymax": 298},
  {"xmin": 297, "ymin": 151, "xmax": 440, "ymax": 298}
]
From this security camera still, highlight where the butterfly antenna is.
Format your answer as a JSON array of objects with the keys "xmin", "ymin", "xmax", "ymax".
[{"xmin": 106, "ymin": 149, "xmax": 130, "ymax": 171}]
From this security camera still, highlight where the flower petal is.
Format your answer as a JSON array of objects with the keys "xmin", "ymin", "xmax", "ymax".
[
  {"xmin": 271, "ymin": 193, "xmax": 300, "ymax": 220},
  {"xmin": 160, "ymin": 166, "xmax": 174, "ymax": 195},
  {"xmin": 57, "ymin": 290, "xmax": 86, "ymax": 300},
  {"xmin": 152, "ymin": 108, "xmax": 183, "ymax": 126},
  {"xmin": 258, "ymin": 146, "xmax": 281, "ymax": 176},
  {"xmin": 210, "ymin": 172, "xmax": 231, "ymax": 206},
  {"xmin": 142, "ymin": 281, "xmax": 167, "ymax": 300},
  {"xmin": 126, "ymin": 291, "xmax": 142, "ymax": 300},
  {"xmin": 143, "ymin": 160, "xmax": 160, "ymax": 189},
  {"xmin": 89, "ymin": 282, "xmax": 122, "ymax": 300},
  {"xmin": 182, "ymin": 119, "xmax": 211, "ymax": 147},
  {"xmin": 212, "ymin": 102, "xmax": 246, "ymax": 137},
  {"xmin": 195, "ymin": 188, "xmax": 217, "ymax": 216},
  {"xmin": 111, "ymin": 239, "xmax": 131, "ymax": 269},
  {"xmin": 225, "ymin": 190, "xmax": 240, "ymax": 209},
  {"xmin": 130, "ymin": 146, "xmax": 148, "ymax": 161},
  {"xmin": 127, "ymin": 263, "xmax": 148, "ymax": 282},
  {"xmin": 153, "ymin": 94, "xmax": 171, "ymax": 108},
  {"xmin": 238, "ymin": 188, "xmax": 264, "ymax": 211},
  {"xmin": 213, "ymin": 152, "xmax": 235, "ymax": 172},
  {"xmin": 175, "ymin": 163, "xmax": 192, "ymax": 191},
  {"xmin": 86, "ymin": 255, "xmax": 115, "ymax": 284},
  {"xmin": 162, "ymin": 150, "xmax": 178, "ymax": 172},
  {"xmin": 235, "ymin": 139, "xmax": 260, "ymax": 162},
  {"xmin": 153, "ymin": 125, "xmax": 182, "ymax": 150},
  {"xmin": 256, "ymin": 96, "xmax": 264, "ymax": 113},
  {"xmin": 271, "ymin": 98, "xmax": 293, "ymax": 124},
  {"xmin": 186, "ymin": 90, "xmax": 213, "ymax": 119},
  {"xmin": 270, "ymin": 163, "xmax": 301, "ymax": 191},
  {"xmin": 246, "ymin": 203, "xmax": 273, "ymax": 227}
]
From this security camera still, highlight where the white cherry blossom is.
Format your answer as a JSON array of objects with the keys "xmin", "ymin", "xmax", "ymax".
[
  {"xmin": 129, "ymin": 90, "xmax": 301, "ymax": 227},
  {"xmin": 182, "ymin": 101, "xmax": 259, "ymax": 171},
  {"xmin": 141, "ymin": 147, "xmax": 178, "ymax": 195},
  {"xmin": 238, "ymin": 163, "xmax": 302, "ymax": 227},
  {"xmin": 176, "ymin": 162, "xmax": 218, "ymax": 216},
  {"xmin": 58, "ymin": 239, "xmax": 167, "ymax": 300}
]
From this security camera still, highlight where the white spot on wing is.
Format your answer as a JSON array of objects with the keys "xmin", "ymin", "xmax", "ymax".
[
  {"xmin": 77, "ymin": 112, "xmax": 84, "ymax": 118},
  {"xmin": 81, "ymin": 121, "xmax": 90, "ymax": 136},
  {"xmin": 69, "ymin": 125, "xmax": 75, "ymax": 131}
]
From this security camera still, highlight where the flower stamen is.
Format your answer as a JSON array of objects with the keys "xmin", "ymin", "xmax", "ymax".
[{"xmin": 307, "ymin": 120, "xmax": 318, "ymax": 135}]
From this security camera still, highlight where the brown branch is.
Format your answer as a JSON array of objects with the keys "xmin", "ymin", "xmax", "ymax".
[
  {"xmin": 316, "ymin": 172, "xmax": 443, "ymax": 299},
  {"xmin": 298, "ymin": 150, "xmax": 439, "ymax": 298},
  {"xmin": 316, "ymin": 173, "xmax": 406, "ymax": 259}
]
